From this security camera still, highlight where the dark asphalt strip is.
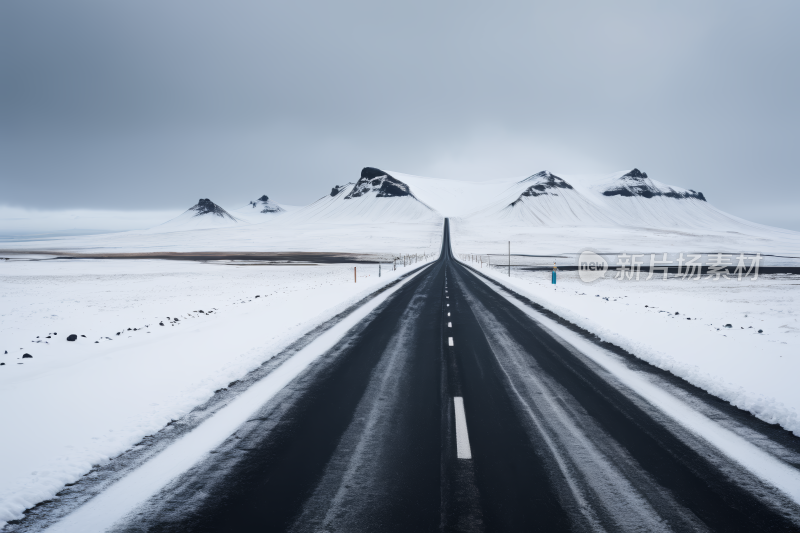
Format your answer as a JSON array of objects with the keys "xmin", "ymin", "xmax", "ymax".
[
  {"xmin": 440, "ymin": 230, "xmax": 485, "ymax": 533},
  {"xmin": 7, "ymin": 264, "xmax": 434, "ymax": 533},
  {"xmin": 445, "ymin": 261, "xmax": 573, "ymax": 532},
  {"xmin": 465, "ymin": 263, "xmax": 800, "ymax": 461},
  {"xmin": 32, "ymin": 219, "xmax": 800, "ymax": 532},
  {"xmin": 117, "ymin": 261, "xmax": 443, "ymax": 533},
  {"xmin": 449, "ymin": 258, "xmax": 799, "ymax": 532}
]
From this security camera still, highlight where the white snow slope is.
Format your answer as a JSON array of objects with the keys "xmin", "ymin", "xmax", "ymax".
[
  {"xmin": 142, "ymin": 199, "xmax": 243, "ymax": 234},
  {"xmin": 0, "ymin": 256, "xmax": 435, "ymax": 528},
  {"xmin": 2, "ymin": 167, "xmax": 799, "ymax": 256},
  {"xmin": 1, "ymin": 165, "xmax": 800, "ymax": 529}
]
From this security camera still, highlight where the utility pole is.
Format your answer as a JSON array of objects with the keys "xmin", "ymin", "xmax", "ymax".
[
  {"xmin": 508, "ymin": 241, "xmax": 511, "ymax": 277},
  {"xmin": 354, "ymin": 266, "xmax": 357, "ymax": 283}
]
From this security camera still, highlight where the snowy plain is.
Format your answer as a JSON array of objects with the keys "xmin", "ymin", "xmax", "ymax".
[
  {"xmin": 0, "ymin": 256, "xmax": 434, "ymax": 528},
  {"xmin": 460, "ymin": 257, "xmax": 800, "ymax": 437},
  {"xmin": 3, "ymin": 166, "xmax": 800, "ymax": 528}
]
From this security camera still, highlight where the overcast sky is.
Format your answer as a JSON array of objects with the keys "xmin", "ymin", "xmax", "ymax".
[{"xmin": 1, "ymin": 1, "xmax": 799, "ymax": 229}]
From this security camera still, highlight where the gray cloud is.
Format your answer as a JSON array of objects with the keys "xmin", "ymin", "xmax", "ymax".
[{"xmin": 1, "ymin": 0, "xmax": 798, "ymax": 229}]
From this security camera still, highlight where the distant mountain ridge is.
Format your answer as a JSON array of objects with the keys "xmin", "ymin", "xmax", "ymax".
[{"xmin": 137, "ymin": 166, "xmax": 769, "ymax": 234}]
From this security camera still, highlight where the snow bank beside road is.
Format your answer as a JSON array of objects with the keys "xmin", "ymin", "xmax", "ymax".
[
  {"xmin": 465, "ymin": 260, "xmax": 800, "ymax": 436},
  {"xmin": 0, "ymin": 257, "xmax": 434, "ymax": 528}
]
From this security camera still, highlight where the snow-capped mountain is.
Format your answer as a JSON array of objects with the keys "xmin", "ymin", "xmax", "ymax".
[
  {"xmin": 231, "ymin": 195, "xmax": 289, "ymax": 222},
  {"xmin": 243, "ymin": 195, "xmax": 285, "ymax": 214},
  {"xmin": 488, "ymin": 171, "xmax": 617, "ymax": 227},
  {"xmin": 143, "ymin": 199, "xmax": 242, "ymax": 233},
  {"xmin": 598, "ymin": 169, "xmax": 707, "ymax": 201},
  {"xmin": 345, "ymin": 168, "xmax": 413, "ymax": 199},
  {"xmin": 279, "ymin": 168, "xmax": 438, "ymax": 224},
  {"xmin": 3, "ymin": 165, "xmax": 798, "ymax": 257}
]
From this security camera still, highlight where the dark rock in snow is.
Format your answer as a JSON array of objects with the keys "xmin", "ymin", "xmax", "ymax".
[
  {"xmin": 159, "ymin": 322, "xmax": 165, "ymax": 326},
  {"xmin": 724, "ymin": 324, "xmax": 732, "ymax": 328},
  {"xmin": 248, "ymin": 195, "xmax": 284, "ymax": 213},
  {"xmin": 346, "ymin": 168, "xmax": 412, "ymax": 199},
  {"xmin": 758, "ymin": 329, "xmax": 763, "ymax": 333},
  {"xmin": 81, "ymin": 335, "xmax": 86, "ymax": 337},
  {"xmin": 675, "ymin": 312, "xmax": 679, "ymax": 315},
  {"xmin": 174, "ymin": 318, "xmax": 179, "ymax": 322},
  {"xmin": 23, "ymin": 354, "xmax": 32, "ymax": 358},
  {"xmin": 602, "ymin": 168, "xmax": 707, "ymax": 201},
  {"xmin": 255, "ymin": 295, "xmax": 260, "ymax": 298},
  {"xmin": 67, "ymin": 334, "xmax": 78, "ymax": 341},
  {"xmin": 46, "ymin": 336, "xmax": 51, "ymax": 339},
  {"xmin": 188, "ymin": 199, "xmax": 238, "ymax": 221},
  {"xmin": 511, "ymin": 172, "xmax": 574, "ymax": 205}
]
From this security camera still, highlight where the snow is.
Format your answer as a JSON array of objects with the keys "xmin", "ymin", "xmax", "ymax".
[
  {"xmin": 462, "ymin": 258, "xmax": 800, "ymax": 437},
  {"xmin": 0, "ymin": 206, "xmax": 180, "ymax": 238},
  {"xmin": 230, "ymin": 195, "xmax": 287, "ymax": 221},
  {"xmin": 480, "ymin": 278, "xmax": 800, "ymax": 506},
  {"xmin": 4, "ymin": 167, "xmax": 799, "ymax": 256},
  {"xmin": 3, "ymin": 165, "xmax": 800, "ymax": 527},
  {"xmin": 141, "ymin": 199, "xmax": 242, "ymax": 234},
  {"xmin": 0, "ymin": 256, "xmax": 435, "ymax": 528}
]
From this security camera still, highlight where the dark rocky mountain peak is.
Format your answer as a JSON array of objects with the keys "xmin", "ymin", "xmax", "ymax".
[
  {"xmin": 602, "ymin": 169, "xmax": 706, "ymax": 201},
  {"xmin": 623, "ymin": 168, "xmax": 648, "ymax": 179},
  {"xmin": 511, "ymin": 172, "xmax": 574, "ymax": 205},
  {"xmin": 190, "ymin": 199, "xmax": 237, "ymax": 219},
  {"xmin": 247, "ymin": 195, "xmax": 284, "ymax": 213},
  {"xmin": 345, "ymin": 167, "xmax": 413, "ymax": 199}
]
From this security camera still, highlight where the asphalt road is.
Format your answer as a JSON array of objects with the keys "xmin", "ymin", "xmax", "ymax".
[{"xmin": 114, "ymin": 220, "xmax": 800, "ymax": 532}]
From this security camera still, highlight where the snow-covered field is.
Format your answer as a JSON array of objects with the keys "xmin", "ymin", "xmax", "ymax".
[
  {"xmin": 3, "ymin": 166, "xmax": 800, "ymax": 528},
  {"xmin": 0, "ymin": 256, "xmax": 434, "ymax": 527},
  {"xmin": 463, "ymin": 258, "xmax": 800, "ymax": 437}
]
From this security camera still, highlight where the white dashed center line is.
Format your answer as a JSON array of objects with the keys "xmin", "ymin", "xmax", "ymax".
[
  {"xmin": 448, "ymin": 322, "xmax": 452, "ymax": 327},
  {"xmin": 454, "ymin": 397, "xmax": 472, "ymax": 459},
  {"xmin": 449, "ymin": 337, "xmax": 454, "ymax": 346},
  {"xmin": 447, "ymin": 312, "xmax": 450, "ymax": 316}
]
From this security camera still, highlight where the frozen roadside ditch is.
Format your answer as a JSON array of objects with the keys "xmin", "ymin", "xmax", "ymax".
[
  {"xmin": 0, "ymin": 257, "xmax": 435, "ymax": 529},
  {"xmin": 459, "ymin": 260, "xmax": 800, "ymax": 437}
]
